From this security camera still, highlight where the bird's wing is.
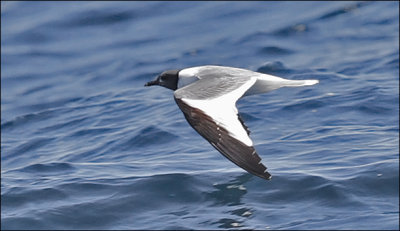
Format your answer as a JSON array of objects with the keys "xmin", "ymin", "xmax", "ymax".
[{"xmin": 174, "ymin": 76, "xmax": 271, "ymax": 180}]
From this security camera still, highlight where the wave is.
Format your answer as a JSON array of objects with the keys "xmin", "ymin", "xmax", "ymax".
[{"xmin": 2, "ymin": 166, "xmax": 398, "ymax": 229}]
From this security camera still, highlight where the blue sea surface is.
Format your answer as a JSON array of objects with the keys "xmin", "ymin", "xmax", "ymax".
[{"xmin": 1, "ymin": 1, "xmax": 399, "ymax": 230}]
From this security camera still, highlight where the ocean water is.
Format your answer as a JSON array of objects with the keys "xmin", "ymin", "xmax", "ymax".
[{"xmin": 1, "ymin": 1, "xmax": 399, "ymax": 230}]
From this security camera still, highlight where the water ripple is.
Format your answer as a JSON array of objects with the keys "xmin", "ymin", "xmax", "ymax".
[{"xmin": 125, "ymin": 126, "xmax": 179, "ymax": 148}]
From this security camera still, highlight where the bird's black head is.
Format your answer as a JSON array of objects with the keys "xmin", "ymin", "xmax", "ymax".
[{"xmin": 145, "ymin": 69, "xmax": 180, "ymax": 91}]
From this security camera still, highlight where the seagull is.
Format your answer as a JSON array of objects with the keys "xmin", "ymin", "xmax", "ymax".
[{"xmin": 145, "ymin": 65, "xmax": 319, "ymax": 180}]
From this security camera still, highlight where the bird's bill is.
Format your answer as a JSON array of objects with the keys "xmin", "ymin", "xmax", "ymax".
[{"xmin": 144, "ymin": 79, "xmax": 159, "ymax": 87}]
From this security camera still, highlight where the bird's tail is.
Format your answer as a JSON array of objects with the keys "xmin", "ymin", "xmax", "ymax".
[{"xmin": 282, "ymin": 79, "xmax": 319, "ymax": 87}]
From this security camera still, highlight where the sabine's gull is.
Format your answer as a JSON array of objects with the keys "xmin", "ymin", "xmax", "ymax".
[{"xmin": 145, "ymin": 65, "xmax": 319, "ymax": 180}]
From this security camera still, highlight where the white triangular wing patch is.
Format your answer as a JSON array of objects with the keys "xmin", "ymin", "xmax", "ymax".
[{"xmin": 180, "ymin": 77, "xmax": 256, "ymax": 147}]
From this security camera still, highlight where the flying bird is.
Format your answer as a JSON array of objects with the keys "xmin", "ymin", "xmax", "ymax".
[{"xmin": 145, "ymin": 65, "xmax": 319, "ymax": 180}]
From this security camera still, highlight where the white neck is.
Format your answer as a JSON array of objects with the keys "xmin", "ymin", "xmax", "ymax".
[{"xmin": 177, "ymin": 67, "xmax": 201, "ymax": 89}]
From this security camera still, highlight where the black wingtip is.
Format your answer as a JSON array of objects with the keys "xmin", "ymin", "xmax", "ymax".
[
  {"xmin": 264, "ymin": 172, "xmax": 272, "ymax": 180},
  {"xmin": 256, "ymin": 170, "xmax": 272, "ymax": 180}
]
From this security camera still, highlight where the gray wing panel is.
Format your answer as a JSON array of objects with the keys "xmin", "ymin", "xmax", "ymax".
[{"xmin": 174, "ymin": 76, "xmax": 251, "ymax": 100}]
